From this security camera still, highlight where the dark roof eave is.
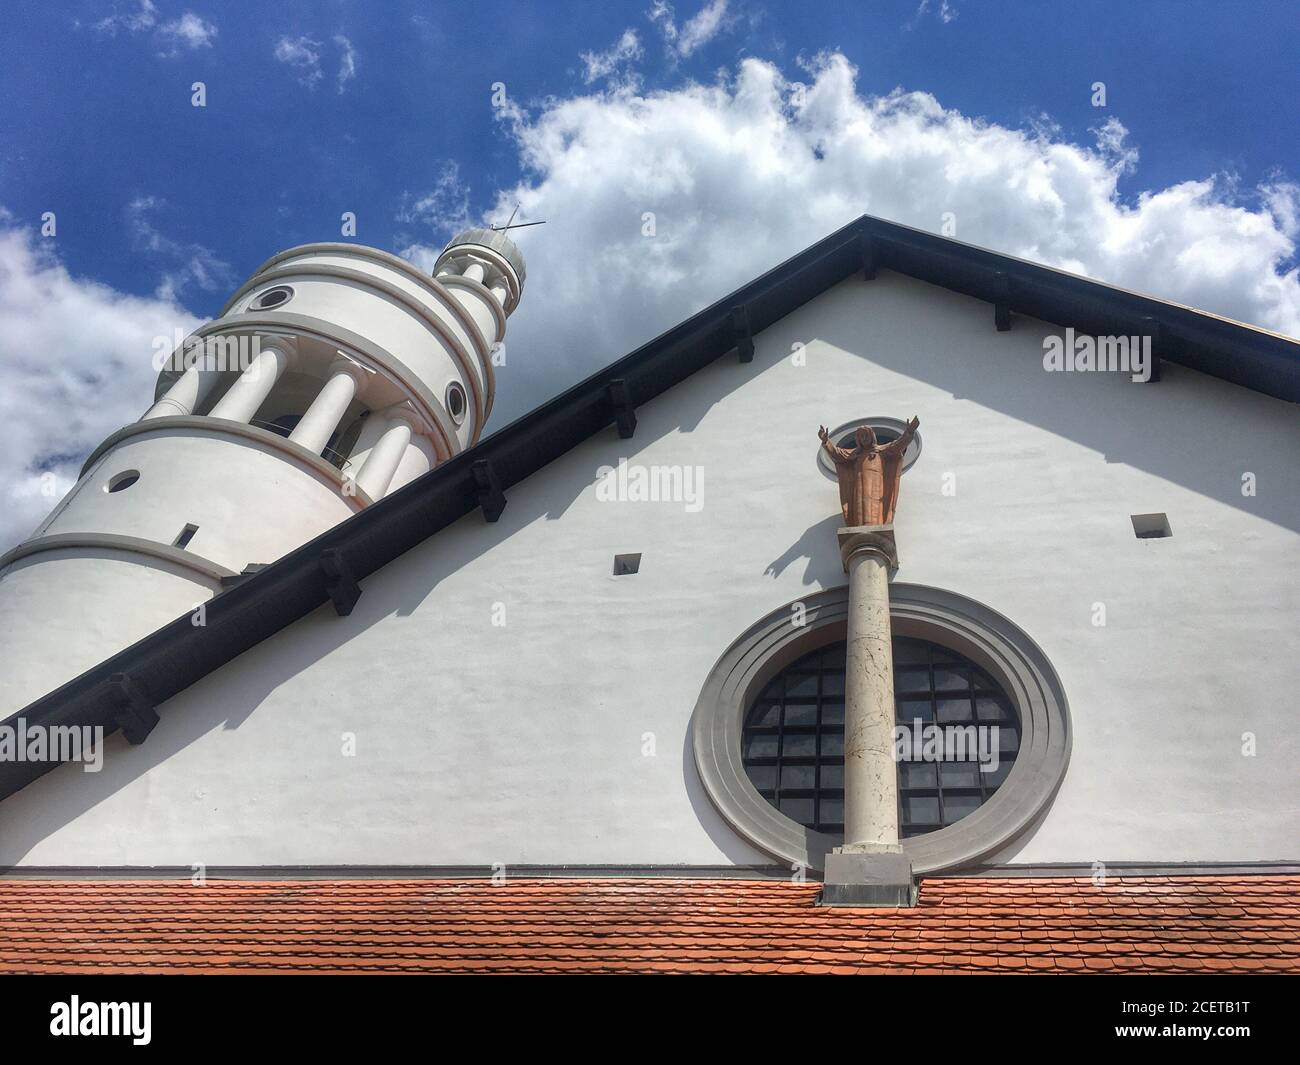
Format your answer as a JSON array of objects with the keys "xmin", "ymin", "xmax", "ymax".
[{"xmin": 1, "ymin": 215, "xmax": 1296, "ymax": 801}]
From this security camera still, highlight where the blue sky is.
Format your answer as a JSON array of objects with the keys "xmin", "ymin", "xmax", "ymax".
[{"xmin": 0, "ymin": 0, "xmax": 1298, "ymax": 546}]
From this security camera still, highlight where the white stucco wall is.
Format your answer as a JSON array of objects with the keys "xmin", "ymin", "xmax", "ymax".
[
  {"xmin": 35, "ymin": 428, "xmax": 359, "ymax": 571},
  {"xmin": 2, "ymin": 270, "xmax": 1296, "ymax": 868},
  {"xmin": 0, "ymin": 551, "xmax": 218, "ymax": 714}
]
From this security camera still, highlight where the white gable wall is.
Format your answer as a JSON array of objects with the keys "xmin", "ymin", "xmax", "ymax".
[{"xmin": 2, "ymin": 270, "xmax": 1296, "ymax": 867}]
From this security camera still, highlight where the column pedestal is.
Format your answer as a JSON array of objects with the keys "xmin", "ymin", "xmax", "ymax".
[{"xmin": 821, "ymin": 524, "xmax": 917, "ymax": 908}]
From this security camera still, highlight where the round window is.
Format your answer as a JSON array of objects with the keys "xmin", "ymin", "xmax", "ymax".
[
  {"xmin": 742, "ymin": 638, "xmax": 1019, "ymax": 840},
  {"xmin": 691, "ymin": 584, "xmax": 1071, "ymax": 874},
  {"xmin": 445, "ymin": 382, "xmax": 467, "ymax": 425},
  {"xmin": 105, "ymin": 470, "xmax": 140, "ymax": 493},
  {"xmin": 251, "ymin": 286, "xmax": 294, "ymax": 311},
  {"xmin": 817, "ymin": 417, "xmax": 922, "ymax": 480}
]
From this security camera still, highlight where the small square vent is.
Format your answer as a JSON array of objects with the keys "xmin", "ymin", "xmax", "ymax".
[
  {"xmin": 1131, "ymin": 513, "xmax": 1172, "ymax": 539},
  {"xmin": 613, "ymin": 552, "xmax": 642, "ymax": 576}
]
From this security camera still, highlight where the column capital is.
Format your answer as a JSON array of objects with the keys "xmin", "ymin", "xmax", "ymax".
[
  {"xmin": 837, "ymin": 524, "xmax": 898, "ymax": 574},
  {"xmin": 377, "ymin": 403, "xmax": 424, "ymax": 436},
  {"xmin": 327, "ymin": 358, "xmax": 371, "ymax": 397}
]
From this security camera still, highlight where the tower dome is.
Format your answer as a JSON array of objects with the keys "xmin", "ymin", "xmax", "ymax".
[
  {"xmin": 433, "ymin": 228, "xmax": 526, "ymax": 315},
  {"xmin": 440, "ymin": 227, "xmax": 526, "ymax": 289}
]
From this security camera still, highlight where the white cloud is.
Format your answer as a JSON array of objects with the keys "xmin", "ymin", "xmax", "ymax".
[
  {"xmin": 125, "ymin": 197, "xmax": 234, "ymax": 302},
  {"xmin": 156, "ymin": 12, "xmax": 218, "ymax": 56},
  {"xmin": 397, "ymin": 162, "xmax": 474, "ymax": 238},
  {"xmin": 275, "ymin": 34, "xmax": 358, "ymax": 92},
  {"xmin": 581, "ymin": 29, "xmax": 643, "ymax": 85},
  {"xmin": 274, "ymin": 34, "xmax": 324, "ymax": 89},
  {"xmin": 649, "ymin": 0, "xmax": 730, "ymax": 58},
  {"xmin": 91, "ymin": 0, "xmax": 158, "ymax": 35},
  {"xmin": 912, "ymin": 0, "xmax": 958, "ymax": 25},
  {"xmin": 0, "ymin": 218, "xmax": 203, "ymax": 549},
  {"xmin": 401, "ymin": 52, "xmax": 1299, "ymax": 431},
  {"xmin": 335, "ymin": 35, "xmax": 358, "ymax": 93},
  {"xmin": 87, "ymin": 2, "xmax": 216, "ymax": 57}
]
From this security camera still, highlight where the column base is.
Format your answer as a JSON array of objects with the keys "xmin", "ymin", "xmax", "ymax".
[{"xmin": 819, "ymin": 848, "xmax": 918, "ymax": 908}]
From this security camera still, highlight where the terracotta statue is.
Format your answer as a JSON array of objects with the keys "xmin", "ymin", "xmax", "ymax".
[{"xmin": 819, "ymin": 418, "xmax": 919, "ymax": 526}]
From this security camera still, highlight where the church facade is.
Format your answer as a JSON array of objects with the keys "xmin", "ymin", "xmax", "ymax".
[{"xmin": 0, "ymin": 217, "xmax": 1296, "ymax": 973}]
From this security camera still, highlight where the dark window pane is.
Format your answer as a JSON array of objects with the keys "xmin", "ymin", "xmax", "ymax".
[
  {"xmin": 744, "ymin": 734, "xmax": 778, "ymax": 760},
  {"xmin": 940, "ymin": 762, "xmax": 981, "ymax": 788},
  {"xmin": 975, "ymin": 697, "xmax": 1013, "ymax": 723},
  {"xmin": 901, "ymin": 762, "xmax": 936, "ymax": 788},
  {"xmin": 903, "ymin": 795, "xmax": 940, "ymax": 824},
  {"xmin": 818, "ymin": 797, "xmax": 843, "ymax": 825},
  {"xmin": 942, "ymin": 792, "xmax": 982, "ymax": 822},
  {"xmin": 783, "ymin": 733, "xmax": 817, "ymax": 758},
  {"xmin": 893, "ymin": 638, "xmax": 930, "ymax": 664},
  {"xmin": 819, "ymin": 763, "xmax": 844, "ymax": 788},
  {"xmin": 748, "ymin": 701, "xmax": 781, "ymax": 727},
  {"xmin": 895, "ymin": 667, "xmax": 931, "ymax": 693},
  {"xmin": 821, "ymin": 701, "xmax": 844, "ymax": 725},
  {"xmin": 820, "ymin": 732, "xmax": 844, "ymax": 757},
  {"xmin": 933, "ymin": 668, "xmax": 969, "ymax": 691},
  {"xmin": 783, "ymin": 703, "xmax": 818, "ymax": 727},
  {"xmin": 747, "ymin": 765, "xmax": 776, "ymax": 790},
  {"xmin": 780, "ymin": 797, "xmax": 814, "ymax": 823},
  {"xmin": 820, "ymin": 646, "xmax": 846, "ymax": 670},
  {"xmin": 785, "ymin": 674, "xmax": 819, "ymax": 698},
  {"xmin": 936, "ymin": 698, "xmax": 973, "ymax": 723},
  {"xmin": 781, "ymin": 765, "xmax": 815, "ymax": 789}
]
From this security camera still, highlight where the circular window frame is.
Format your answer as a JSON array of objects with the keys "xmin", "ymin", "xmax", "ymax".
[
  {"xmin": 691, "ymin": 584, "xmax": 1070, "ymax": 874},
  {"xmin": 104, "ymin": 470, "xmax": 140, "ymax": 493},
  {"xmin": 251, "ymin": 285, "xmax": 295, "ymax": 311},
  {"xmin": 817, "ymin": 417, "xmax": 922, "ymax": 481},
  {"xmin": 445, "ymin": 381, "xmax": 468, "ymax": 426}
]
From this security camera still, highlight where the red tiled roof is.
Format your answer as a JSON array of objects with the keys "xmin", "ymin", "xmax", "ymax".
[{"xmin": 0, "ymin": 875, "xmax": 1295, "ymax": 974}]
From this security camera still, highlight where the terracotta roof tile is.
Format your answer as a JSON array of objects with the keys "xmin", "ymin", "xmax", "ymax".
[{"xmin": 0, "ymin": 875, "xmax": 1295, "ymax": 974}]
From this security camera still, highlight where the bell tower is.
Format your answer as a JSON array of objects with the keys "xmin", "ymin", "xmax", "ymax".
[{"xmin": 0, "ymin": 231, "xmax": 526, "ymax": 714}]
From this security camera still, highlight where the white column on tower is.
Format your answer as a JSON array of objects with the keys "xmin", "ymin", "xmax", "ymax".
[
  {"xmin": 142, "ymin": 341, "xmax": 226, "ymax": 421},
  {"xmin": 208, "ymin": 343, "xmax": 290, "ymax": 424},
  {"xmin": 354, "ymin": 411, "xmax": 416, "ymax": 499},
  {"xmin": 289, "ymin": 362, "xmax": 364, "ymax": 455}
]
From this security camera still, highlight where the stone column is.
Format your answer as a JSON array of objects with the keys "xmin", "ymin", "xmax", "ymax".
[
  {"xmin": 354, "ymin": 413, "xmax": 415, "ymax": 500},
  {"xmin": 208, "ymin": 343, "xmax": 290, "ymax": 424},
  {"xmin": 288, "ymin": 363, "xmax": 363, "ymax": 455},
  {"xmin": 142, "ymin": 342, "xmax": 226, "ymax": 420},
  {"xmin": 822, "ymin": 524, "xmax": 916, "ymax": 907}
]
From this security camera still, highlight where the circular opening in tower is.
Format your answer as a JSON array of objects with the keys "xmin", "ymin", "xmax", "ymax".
[
  {"xmin": 445, "ymin": 382, "xmax": 467, "ymax": 425},
  {"xmin": 105, "ymin": 470, "xmax": 140, "ymax": 493},
  {"xmin": 251, "ymin": 285, "xmax": 294, "ymax": 311}
]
